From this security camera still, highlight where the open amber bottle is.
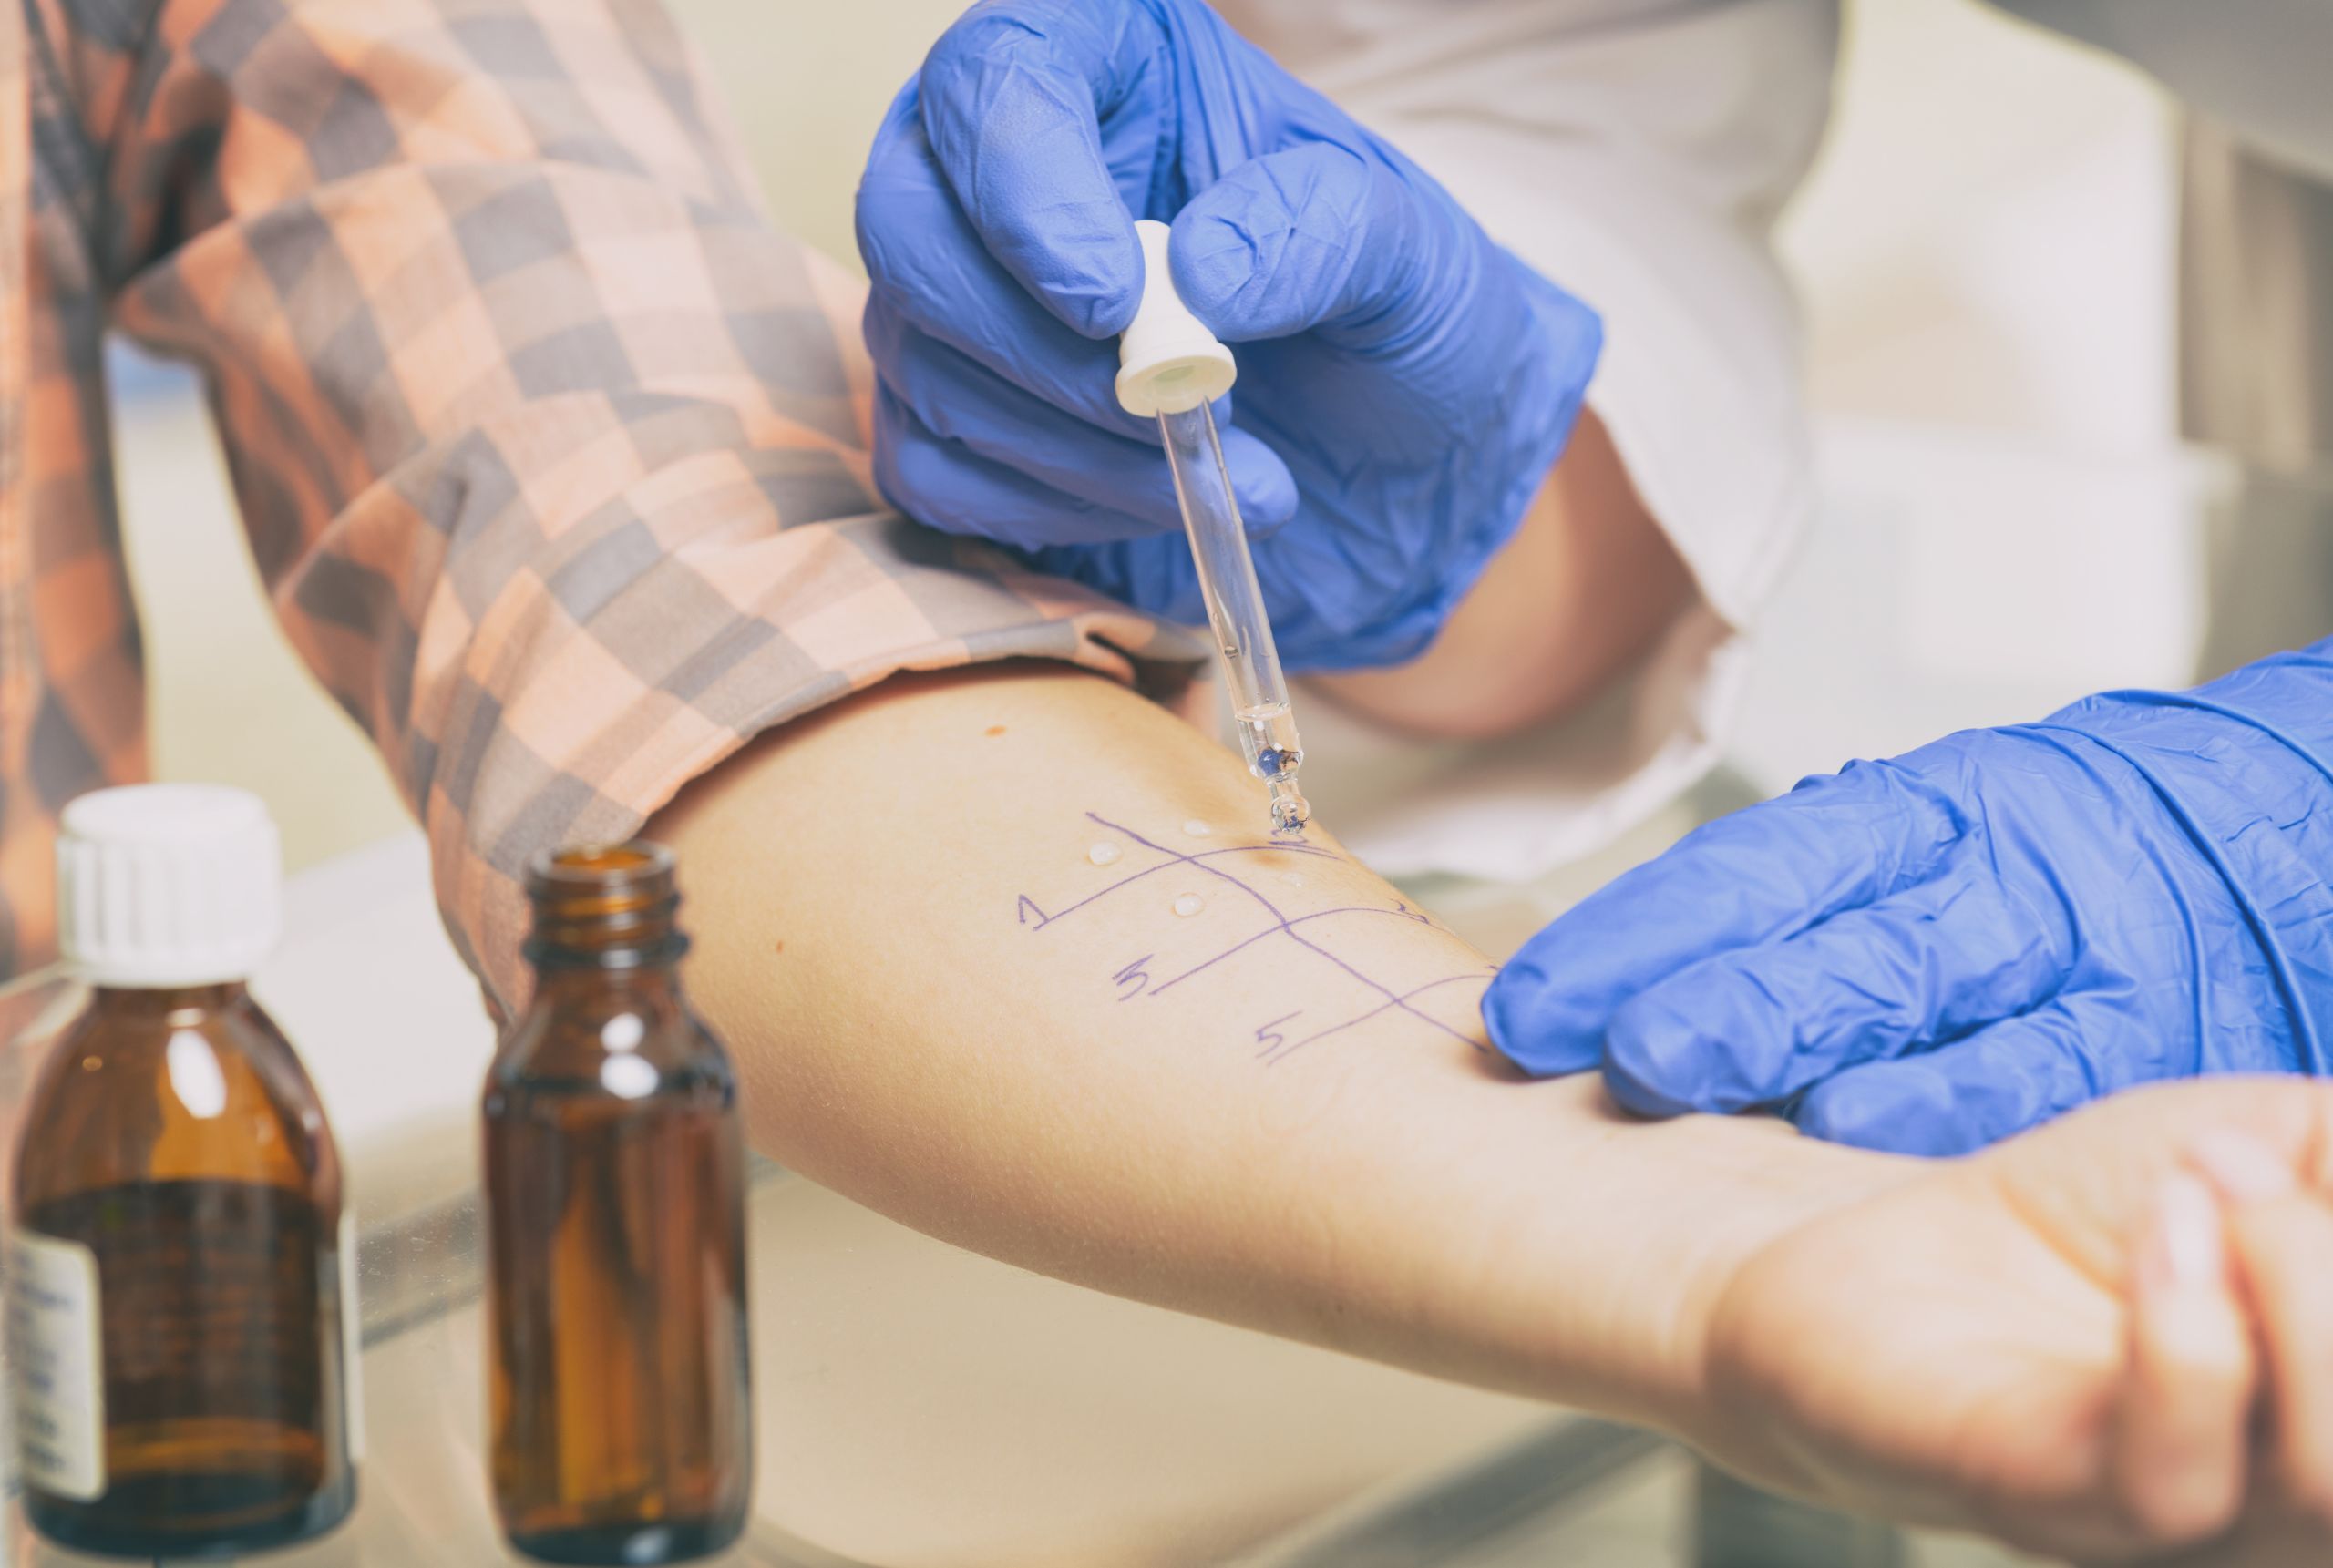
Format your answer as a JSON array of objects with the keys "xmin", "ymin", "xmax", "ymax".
[
  {"xmin": 483, "ymin": 842, "xmax": 752, "ymax": 1564},
  {"xmin": 7, "ymin": 784, "xmax": 358, "ymax": 1556}
]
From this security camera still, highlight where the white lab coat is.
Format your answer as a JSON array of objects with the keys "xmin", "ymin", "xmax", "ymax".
[{"xmin": 1210, "ymin": 0, "xmax": 2333, "ymax": 886}]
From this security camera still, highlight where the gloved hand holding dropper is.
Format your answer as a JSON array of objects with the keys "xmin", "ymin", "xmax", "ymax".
[{"xmin": 854, "ymin": 0, "xmax": 1603, "ymax": 671}]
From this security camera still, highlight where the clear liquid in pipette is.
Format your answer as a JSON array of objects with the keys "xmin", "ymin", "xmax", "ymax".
[
  {"xmin": 1237, "ymin": 701, "xmax": 1310, "ymax": 835},
  {"xmin": 1152, "ymin": 397, "xmax": 1311, "ymax": 837}
]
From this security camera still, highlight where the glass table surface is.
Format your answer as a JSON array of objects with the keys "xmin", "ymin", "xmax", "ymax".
[
  {"xmin": 0, "ymin": 964, "xmax": 2046, "ymax": 1568},
  {"xmin": 0, "ymin": 966, "xmax": 1702, "ymax": 1568}
]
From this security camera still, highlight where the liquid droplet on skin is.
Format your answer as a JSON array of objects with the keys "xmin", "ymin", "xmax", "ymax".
[
  {"xmin": 1182, "ymin": 819, "xmax": 1212, "ymax": 838},
  {"xmin": 1087, "ymin": 843, "xmax": 1122, "ymax": 866},
  {"xmin": 1172, "ymin": 894, "xmax": 1204, "ymax": 917},
  {"xmin": 1280, "ymin": 875, "xmax": 1303, "ymax": 889}
]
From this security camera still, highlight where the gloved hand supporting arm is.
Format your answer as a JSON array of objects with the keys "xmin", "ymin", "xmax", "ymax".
[{"xmin": 1486, "ymin": 641, "xmax": 2333, "ymax": 1154}]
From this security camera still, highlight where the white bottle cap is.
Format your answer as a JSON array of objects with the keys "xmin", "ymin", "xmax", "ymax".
[
  {"xmin": 1115, "ymin": 219, "xmax": 1238, "ymax": 418},
  {"xmin": 57, "ymin": 784, "xmax": 282, "ymax": 988}
]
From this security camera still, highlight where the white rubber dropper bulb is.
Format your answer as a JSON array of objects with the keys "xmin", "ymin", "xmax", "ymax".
[{"xmin": 1115, "ymin": 220, "xmax": 1238, "ymax": 418}]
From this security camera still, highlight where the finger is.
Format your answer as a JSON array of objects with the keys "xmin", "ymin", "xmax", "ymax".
[
  {"xmin": 1784, "ymin": 996, "xmax": 2121, "ymax": 1154},
  {"xmin": 2192, "ymin": 1134, "xmax": 2333, "ymax": 1527},
  {"xmin": 916, "ymin": 2, "xmax": 1156, "ymax": 336},
  {"xmin": 1483, "ymin": 760, "xmax": 1965, "ymax": 1077},
  {"xmin": 1598, "ymin": 866, "xmax": 2061, "ymax": 1118},
  {"xmin": 872, "ymin": 384, "xmax": 1157, "ymax": 548},
  {"xmin": 858, "ymin": 84, "xmax": 1153, "ymax": 441},
  {"xmin": 2113, "ymin": 1172, "xmax": 2255, "ymax": 1547},
  {"xmin": 1172, "ymin": 142, "xmax": 1406, "ymax": 341},
  {"xmin": 866, "ymin": 292, "xmax": 1298, "ymax": 538},
  {"xmin": 1172, "ymin": 140, "xmax": 1512, "ymax": 363},
  {"xmin": 1170, "ymin": 139, "xmax": 1559, "ymax": 391}
]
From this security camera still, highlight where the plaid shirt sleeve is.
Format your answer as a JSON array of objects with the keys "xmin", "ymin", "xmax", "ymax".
[{"xmin": 78, "ymin": 0, "xmax": 1205, "ymax": 1005}]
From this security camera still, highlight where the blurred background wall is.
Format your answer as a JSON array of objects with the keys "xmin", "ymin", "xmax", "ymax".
[{"xmin": 115, "ymin": 0, "xmax": 2184, "ymax": 871}]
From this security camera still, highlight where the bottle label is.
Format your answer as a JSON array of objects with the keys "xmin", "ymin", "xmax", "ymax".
[
  {"xmin": 5, "ymin": 1228, "xmax": 107, "ymax": 1501},
  {"xmin": 338, "ymin": 1210, "xmax": 365, "ymax": 1462}
]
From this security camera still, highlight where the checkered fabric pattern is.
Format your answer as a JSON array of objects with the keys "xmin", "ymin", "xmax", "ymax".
[{"xmin": 3, "ymin": 0, "xmax": 1206, "ymax": 1004}]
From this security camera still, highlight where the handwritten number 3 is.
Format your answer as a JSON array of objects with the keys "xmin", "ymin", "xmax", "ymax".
[{"xmin": 1114, "ymin": 956, "xmax": 1153, "ymax": 1000}]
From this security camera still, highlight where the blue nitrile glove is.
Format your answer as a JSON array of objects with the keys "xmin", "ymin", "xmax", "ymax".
[
  {"xmin": 853, "ymin": 0, "xmax": 1601, "ymax": 670},
  {"xmin": 1485, "ymin": 643, "xmax": 2333, "ymax": 1156}
]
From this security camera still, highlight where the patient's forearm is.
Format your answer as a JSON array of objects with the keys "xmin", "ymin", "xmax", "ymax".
[
  {"xmin": 1310, "ymin": 409, "xmax": 1692, "ymax": 740},
  {"xmin": 652, "ymin": 663, "xmax": 1888, "ymax": 1434}
]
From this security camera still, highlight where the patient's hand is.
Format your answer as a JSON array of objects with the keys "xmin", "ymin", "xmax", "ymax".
[{"xmin": 1701, "ymin": 1078, "xmax": 2333, "ymax": 1563}]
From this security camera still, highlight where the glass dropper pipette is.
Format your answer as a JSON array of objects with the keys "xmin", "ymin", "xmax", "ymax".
[{"xmin": 1116, "ymin": 220, "xmax": 1310, "ymax": 835}]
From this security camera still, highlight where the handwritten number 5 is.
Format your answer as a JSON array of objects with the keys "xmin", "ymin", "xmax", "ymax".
[{"xmin": 1254, "ymin": 1012, "xmax": 1302, "ymax": 1057}]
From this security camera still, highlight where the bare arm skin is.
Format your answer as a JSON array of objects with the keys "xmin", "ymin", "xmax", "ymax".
[
  {"xmin": 653, "ymin": 662, "xmax": 2333, "ymax": 1558},
  {"xmin": 1309, "ymin": 411, "xmax": 1696, "ymax": 741},
  {"xmin": 653, "ymin": 661, "xmax": 1869, "ymax": 1434}
]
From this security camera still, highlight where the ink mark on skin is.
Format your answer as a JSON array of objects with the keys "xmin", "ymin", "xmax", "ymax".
[
  {"xmin": 1017, "ymin": 814, "xmax": 1491, "ymax": 1057},
  {"xmin": 1113, "ymin": 956, "xmax": 1153, "ymax": 1000},
  {"xmin": 1022, "ymin": 835, "xmax": 1337, "ymax": 929},
  {"xmin": 1262, "ymin": 973, "xmax": 1495, "ymax": 1065},
  {"xmin": 1147, "ymin": 899, "xmax": 1430, "ymax": 995},
  {"xmin": 1253, "ymin": 1013, "xmax": 1302, "ymax": 1057}
]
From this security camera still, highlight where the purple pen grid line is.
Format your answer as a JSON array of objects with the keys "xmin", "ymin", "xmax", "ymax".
[{"xmin": 1015, "ymin": 814, "xmax": 1495, "ymax": 1063}]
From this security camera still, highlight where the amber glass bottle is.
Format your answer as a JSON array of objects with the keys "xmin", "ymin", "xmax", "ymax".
[
  {"xmin": 483, "ymin": 843, "xmax": 752, "ymax": 1565},
  {"xmin": 7, "ymin": 785, "xmax": 358, "ymax": 1556}
]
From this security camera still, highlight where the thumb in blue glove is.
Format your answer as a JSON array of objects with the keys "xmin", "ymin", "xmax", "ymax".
[
  {"xmin": 1484, "ymin": 643, "xmax": 2333, "ymax": 1155},
  {"xmin": 855, "ymin": 0, "xmax": 1601, "ymax": 670}
]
